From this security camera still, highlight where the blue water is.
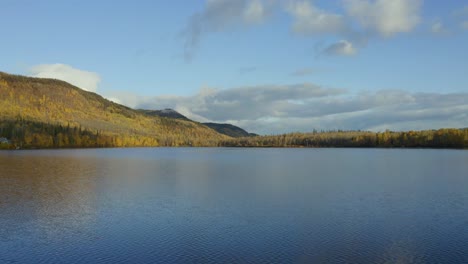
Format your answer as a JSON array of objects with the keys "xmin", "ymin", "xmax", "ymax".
[{"xmin": 1, "ymin": 148, "xmax": 467, "ymax": 263}]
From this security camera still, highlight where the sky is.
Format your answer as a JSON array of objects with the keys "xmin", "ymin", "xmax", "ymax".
[{"xmin": 1, "ymin": 0, "xmax": 468, "ymax": 134}]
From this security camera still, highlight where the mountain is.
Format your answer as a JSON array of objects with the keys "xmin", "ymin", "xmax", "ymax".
[
  {"xmin": 0, "ymin": 72, "xmax": 229, "ymax": 148},
  {"xmin": 138, "ymin": 108, "xmax": 257, "ymax": 138},
  {"xmin": 202, "ymin": 122, "xmax": 257, "ymax": 138},
  {"xmin": 138, "ymin": 109, "xmax": 190, "ymax": 120}
]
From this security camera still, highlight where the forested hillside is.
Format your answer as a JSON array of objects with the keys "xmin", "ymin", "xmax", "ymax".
[
  {"xmin": 0, "ymin": 72, "xmax": 229, "ymax": 148},
  {"xmin": 202, "ymin": 123, "xmax": 257, "ymax": 138},
  {"xmin": 138, "ymin": 108, "xmax": 190, "ymax": 120}
]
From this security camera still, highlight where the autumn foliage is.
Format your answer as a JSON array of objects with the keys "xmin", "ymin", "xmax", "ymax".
[{"xmin": 0, "ymin": 72, "xmax": 228, "ymax": 148}]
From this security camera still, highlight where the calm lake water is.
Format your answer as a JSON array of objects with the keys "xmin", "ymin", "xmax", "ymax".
[{"xmin": 0, "ymin": 148, "xmax": 467, "ymax": 263}]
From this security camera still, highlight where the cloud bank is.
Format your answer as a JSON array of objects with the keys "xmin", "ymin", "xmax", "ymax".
[
  {"xmin": 29, "ymin": 64, "xmax": 101, "ymax": 92},
  {"xmin": 110, "ymin": 84, "xmax": 468, "ymax": 134}
]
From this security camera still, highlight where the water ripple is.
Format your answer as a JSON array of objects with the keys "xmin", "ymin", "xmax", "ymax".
[{"xmin": 1, "ymin": 148, "xmax": 468, "ymax": 263}]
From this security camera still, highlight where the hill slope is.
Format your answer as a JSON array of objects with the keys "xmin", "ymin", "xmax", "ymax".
[
  {"xmin": 138, "ymin": 108, "xmax": 256, "ymax": 138},
  {"xmin": 202, "ymin": 122, "xmax": 257, "ymax": 138},
  {"xmin": 0, "ymin": 72, "xmax": 229, "ymax": 148}
]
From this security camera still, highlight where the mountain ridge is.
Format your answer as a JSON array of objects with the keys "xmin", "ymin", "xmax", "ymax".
[
  {"xmin": 137, "ymin": 107, "xmax": 257, "ymax": 138},
  {"xmin": 138, "ymin": 108, "xmax": 191, "ymax": 121}
]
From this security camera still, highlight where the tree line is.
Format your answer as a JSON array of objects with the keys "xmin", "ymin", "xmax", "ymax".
[
  {"xmin": 1, "ymin": 118, "xmax": 467, "ymax": 149},
  {"xmin": 219, "ymin": 129, "xmax": 468, "ymax": 149},
  {"xmin": 0, "ymin": 118, "xmax": 220, "ymax": 149}
]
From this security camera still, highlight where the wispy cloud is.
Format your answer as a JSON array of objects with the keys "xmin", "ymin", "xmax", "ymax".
[
  {"xmin": 323, "ymin": 40, "xmax": 357, "ymax": 56},
  {"xmin": 29, "ymin": 64, "xmax": 101, "ymax": 92},
  {"xmin": 431, "ymin": 20, "xmax": 449, "ymax": 35},
  {"xmin": 182, "ymin": 0, "xmax": 271, "ymax": 61}
]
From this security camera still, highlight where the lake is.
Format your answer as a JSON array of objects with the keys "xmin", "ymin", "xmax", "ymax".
[{"xmin": 1, "ymin": 148, "xmax": 467, "ymax": 263}]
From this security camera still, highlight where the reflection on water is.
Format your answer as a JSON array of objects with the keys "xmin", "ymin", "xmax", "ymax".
[
  {"xmin": 1, "ymin": 148, "xmax": 468, "ymax": 263},
  {"xmin": 0, "ymin": 153, "xmax": 100, "ymax": 250}
]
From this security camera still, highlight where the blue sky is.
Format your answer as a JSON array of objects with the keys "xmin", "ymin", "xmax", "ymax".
[{"xmin": 1, "ymin": 0, "xmax": 468, "ymax": 134}]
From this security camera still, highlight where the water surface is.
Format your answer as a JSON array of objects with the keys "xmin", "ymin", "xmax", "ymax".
[{"xmin": 1, "ymin": 148, "xmax": 467, "ymax": 263}]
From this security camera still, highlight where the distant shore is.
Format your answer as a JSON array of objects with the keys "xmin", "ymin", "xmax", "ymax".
[{"xmin": 2, "ymin": 128, "xmax": 467, "ymax": 150}]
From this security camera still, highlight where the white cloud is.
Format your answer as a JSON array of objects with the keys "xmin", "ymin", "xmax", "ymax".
[
  {"xmin": 110, "ymin": 83, "xmax": 468, "ymax": 134},
  {"xmin": 344, "ymin": 0, "xmax": 422, "ymax": 37},
  {"xmin": 29, "ymin": 64, "xmax": 100, "ymax": 92},
  {"xmin": 284, "ymin": 0, "xmax": 423, "ymax": 57},
  {"xmin": 286, "ymin": 0, "xmax": 347, "ymax": 35},
  {"xmin": 323, "ymin": 40, "xmax": 357, "ymax": 56}
]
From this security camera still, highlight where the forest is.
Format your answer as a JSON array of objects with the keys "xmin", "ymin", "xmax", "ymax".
[
  {"xmin": 220, "ymin": 129, "xmax": 468, "ymax": 149},
  {"xmin": 0, "ymin": 117, "xmax": 225, "ymax": 149},
  {"xmin": 1, "ymin": 118, "xmax": 467, "ymax": 149}
]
